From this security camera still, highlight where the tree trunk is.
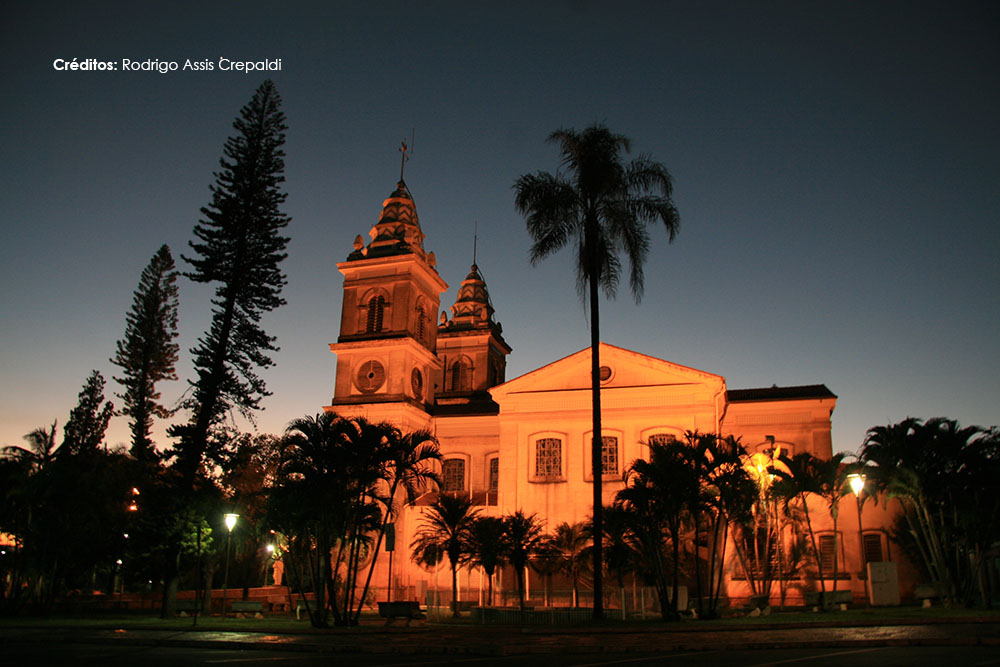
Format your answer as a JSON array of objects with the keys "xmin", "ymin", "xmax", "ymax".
[{"xmin": 588, "ymin": 265, "xmax": 604, "ymax": 620}]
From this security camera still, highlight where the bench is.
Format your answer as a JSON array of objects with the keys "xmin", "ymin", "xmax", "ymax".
[
  {"xmin": 914, "ymin": 584, "xmax": 942, "ymax": 607},
  {"xmin": 378, "ymin": 601, "xmax": 425, "ymax": 626},
  {"xmin": 174, "ymin": 599, "xmax": 204, "ymax": 615},
  {"xmin": 230, "ymin": 600, "xmax": 265, "ymax": 617},
  {"xmin": 804, "ymin": 589, "xmax": 853, "ymax": 608}
]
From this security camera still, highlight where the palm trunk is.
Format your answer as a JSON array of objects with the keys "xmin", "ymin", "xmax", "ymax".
[
  {"xmin": 451, "ymin": 560, "xmax": 459, "ymax": 617},
  {"xmin": 588, "ymin": 265, "xmax": 604, "ymax": 620},
  {"xmin": 800, "ymin": 493, "xmax": 827, "ymax": 606}
]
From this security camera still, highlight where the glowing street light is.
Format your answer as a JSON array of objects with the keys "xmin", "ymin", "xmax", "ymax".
[
  {"xmin": 847, "ymin": 473, "xmax": 869, "ymax": 607},
  {"xmin": 222, "ymin": 513, "xmax": 239, "ymax": 618}
]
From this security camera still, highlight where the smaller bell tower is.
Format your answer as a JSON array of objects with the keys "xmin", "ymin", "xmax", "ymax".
[{"xmin": 436, "ymin": 262, "xmax": 512, "ymax": 415}]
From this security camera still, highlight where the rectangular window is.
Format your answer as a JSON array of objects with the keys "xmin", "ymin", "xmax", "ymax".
[
  {"xmin": 648, "ymin": 433, "xmax": 677, "ymax": 447},
  {"xmin": 442, "ymin": 459, "xmax": 465, "ymax": 493},
  {"xmin": 862, "ymin": 533, "xmax": 883, "ymax": 564},
  {"xmin": 600, "ymin": 436, "xmax": 619, "ymax": 475},
  {"xmin": 818, "ymin": 534, "xmax": 837, "ymax": 573},
  {"xmin": 535, "ymin": 438, "xmax": 562, "ymax": 478},
  {"xmin": 488, "ymin": 457, "xmax": 499, "ymax": 493}
]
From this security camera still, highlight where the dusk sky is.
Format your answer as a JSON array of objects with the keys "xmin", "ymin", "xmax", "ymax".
[{"xmin": 2, "ymin": 1, "xmax": 997, "ymax": 456}]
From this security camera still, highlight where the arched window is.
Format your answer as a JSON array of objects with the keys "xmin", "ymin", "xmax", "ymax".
[
  {"xmin": 442, "ymin": 459, "xmax": 466, "ymax": 494},
  {"xmin": 647, "ymin": 433, "xmax": 677, "ymax": 447},
  {"xmin": 535, "ymin": 437, "xmax": 562, "ymax": 479},
  {"xmin": 450, "ymin": 357, "xmax": 472, "ymax": 392},
  {"xmin": 366, "ymin": 295, "xmax": 385, "ymax": 333},
  {"xmin": 415, "ymin": 300, "xmax": 427, "ymax": 343}
]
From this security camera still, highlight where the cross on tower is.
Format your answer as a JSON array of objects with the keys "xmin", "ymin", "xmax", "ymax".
[{"xmin": 399, "ymin": 139, "xmax": 409, "ymax": 181}]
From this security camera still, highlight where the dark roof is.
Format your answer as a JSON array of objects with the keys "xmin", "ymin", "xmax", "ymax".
[{"xmin": 727, "ymin": 384, "xmax": 837, "ymax": 403}]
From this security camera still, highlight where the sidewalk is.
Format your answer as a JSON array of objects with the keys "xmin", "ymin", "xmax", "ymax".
[{"xmin": 2, "ymin": 616, "xmax": 998, "ymax": 656}]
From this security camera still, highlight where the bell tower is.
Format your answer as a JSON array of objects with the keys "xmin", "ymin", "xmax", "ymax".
[
  {"xmin": 326, "ymin": 179, "xmax": 447, "ymax": 430},
  {"xmin": 436, "ymin": 262, "xmax": 512, "ymax": 415}
]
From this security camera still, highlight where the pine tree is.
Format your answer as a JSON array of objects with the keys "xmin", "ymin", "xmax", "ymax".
[
  {"xmin": 173, "ymin": 80, "xmax": 290, "ymax": 481},
  {"xmin": 111, "ymin": 244, "xmax": 180, "ymax": 462},
  {"xmin": 61, "ymin": 370, "xmax": 115, "ymax": 456}
]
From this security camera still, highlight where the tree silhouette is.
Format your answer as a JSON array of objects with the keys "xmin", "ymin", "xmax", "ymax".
[
  {"xmin": 468, "ymin": 516, "xmax": 507, "ymax": 606},
  {"xmin": 503, "ymin": 510, "xmax": 546, "ymax": 612},
  {"xmin": 514, "ymin": 124, "xmax": 679, "ymax": 618},
  {"xmin": 111, "ymin": 244, "xmax": 179, "ymax": 462},
  {"xmin": 173, "ymin": 80, "xmax": 290, "ymax": 482},
  {"xmin": 411, "ymin": 494, "xmax": 479, "ymax": 617},
  {"xmin": 61, "ymin": 370, "xmax": 114, "ymax": 457}
]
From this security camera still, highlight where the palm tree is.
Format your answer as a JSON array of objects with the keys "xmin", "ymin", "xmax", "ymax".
[
  {"xmin": 275, "ymin": 411, "xmax": 358, "ymax": 627},
  {"xmin": 593, "ymin": 505, "xmax": 638, "ymax": 613},
  {"xmin": 468, "ymin": 516, "xmax": 507, "ymax": 606},
  {"xmin": 514, "ymin": 124, "xmax": 679, "ymax": 618},
  {"xmin": 617, "ymin": 438, "xmax": 695, "ymax": 619},
  {"xmin": 351, "ymin": 423, "xmax": 439, "ymax": 624},
  {"xmin": 860, "ymin": 418, "xmax": 997, "ymax": 606},
  {"xmin": 547, "ymin": 521, "xmax": 590, "ymax": 607},
  {"xmin": 411, "ymin": 493, "xmax": 479, "ymax": 617},
  {"xmin": 503, "ymin": 511, "xmax": 546, "ymax": 612},
  {"xmin": 773, "ymin": 451, "xmax": 833, "ymax": 606}
]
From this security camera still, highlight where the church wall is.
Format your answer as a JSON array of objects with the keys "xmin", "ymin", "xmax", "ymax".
[{"xmin": 722, "ymin": 397, "xmax": 836, "ymax": 458}]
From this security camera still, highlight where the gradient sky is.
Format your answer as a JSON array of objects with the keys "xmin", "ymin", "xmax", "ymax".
[{"xmin": 2, "ymin": 1, "xmax": 997, "ymax": 456}]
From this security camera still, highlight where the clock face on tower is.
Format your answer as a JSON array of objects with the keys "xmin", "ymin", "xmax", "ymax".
[
  {"xmin": 410, "ymin": 367, "xmax": 423, "ymax": 397},
  {"xmin": 356, "ymin": 359, "xmax": 386, "ymax": 393}
]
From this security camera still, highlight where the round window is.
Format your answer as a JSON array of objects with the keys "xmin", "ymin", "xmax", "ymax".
[
  {"xmin": 355, "ymin": 359, "xmax": 386, "ymax": 393},
  {"xmin": 599, "ymin": 365, "xmax": 613, "ymax": 383}
]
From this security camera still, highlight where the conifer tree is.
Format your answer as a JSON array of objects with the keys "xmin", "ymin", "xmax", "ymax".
[
  {"xmin": 61, "ymin": 370, "xmax": 115, "ymax": 456},
  {"xmin": 173, "ymin": 80, "xmax": 290, "ymax": 481},
  {"xmin": 111, "ymin": 244, "xmax": 180, "ymax": 462}
]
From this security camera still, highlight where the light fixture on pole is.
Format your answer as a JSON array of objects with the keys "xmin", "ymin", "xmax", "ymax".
[
  {"xmin": 264, "ymin": 544, "xmax": 275, "ymax": 586},
  {"xmin": 847, "ymin": 473, "xmax": 869, "ymax": 607},
  {"xmin": 222, "ymin": 513, "xmax": 239, "ymax": 618}
]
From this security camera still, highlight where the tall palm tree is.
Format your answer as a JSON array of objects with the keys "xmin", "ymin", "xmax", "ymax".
[
  {"xmin": 514, "ymin": 124, "xmax": 679, "ymax": 618},
  {"xmin": 411, "ymin": 493, "xmax": 479, "ymax": 617},
  {"xmin": 503, "ymin": 511, "xmax": 546, "ymax": 612}
]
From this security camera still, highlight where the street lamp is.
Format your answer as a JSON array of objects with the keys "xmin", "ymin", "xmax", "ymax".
[
  {"xmin": 847, "ymin": 473, "xmax": 869, "ymax": 607},
  {"xmin": 222, "ymin": 513, "xmax": 239, "ymax": 618},
  {"xmin": 263, "ymin": 544, "xmax": 275, "ymax": 586}
]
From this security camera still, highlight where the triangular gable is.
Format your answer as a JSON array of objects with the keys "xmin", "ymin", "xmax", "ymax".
[{"xmin": 490, "ymin": 342, "xmax": 726, "ymax": 401}]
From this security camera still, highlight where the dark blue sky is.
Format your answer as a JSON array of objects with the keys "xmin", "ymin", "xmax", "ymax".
[{"xmin": 2, "ymin": 1, "xmax": 997, "ymax": 453}]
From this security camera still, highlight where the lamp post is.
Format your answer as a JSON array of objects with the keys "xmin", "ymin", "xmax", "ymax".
[
  {"xmin": 222, "ymin": 513, "xmax": 239, "ymax": 618},
  {"xmin": 264, "ymin": 544, "xmax": 275, "ymax": 586},
  {"xmin": 847, "ymin": 473, "xmax": 869, "ymax": 607}
]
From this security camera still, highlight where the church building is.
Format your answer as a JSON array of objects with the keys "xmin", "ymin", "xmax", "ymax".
[{"xmin": 325, "ymin": 179, "xmax": 904, "ymax": 608}]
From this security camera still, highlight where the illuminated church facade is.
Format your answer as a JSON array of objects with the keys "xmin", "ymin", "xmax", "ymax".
[{"xmin": 325, "ymin": 179, "xmax": 911, "ymax": 607}]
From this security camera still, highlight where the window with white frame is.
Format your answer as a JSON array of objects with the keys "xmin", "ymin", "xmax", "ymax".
[
  {"xmin": 535, "ymin": 437, "xmax": 562, "ymax": 479},
  {"xmin": 600, "ymin": 436, "xmax": 619, "ymax": 475}
]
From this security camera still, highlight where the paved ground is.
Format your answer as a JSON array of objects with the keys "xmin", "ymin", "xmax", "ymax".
[{"xmin": 1, "ymin": 617, "xmax": 998, "ymax": 658}]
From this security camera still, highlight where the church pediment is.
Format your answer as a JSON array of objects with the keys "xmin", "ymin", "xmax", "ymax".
[{"xmin": 490, "ymin": 342, "xmax": 726, "ymax": 403}]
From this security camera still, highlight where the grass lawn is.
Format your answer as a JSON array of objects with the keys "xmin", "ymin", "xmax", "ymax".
[{"xmin": 0, "ymin": 605, "xmax": 996, "ymax": 633}]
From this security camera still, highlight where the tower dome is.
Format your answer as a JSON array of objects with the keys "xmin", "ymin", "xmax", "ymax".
[{"xmin": 347, "ymin": 180, "xmax": 434, "ymax": 265}]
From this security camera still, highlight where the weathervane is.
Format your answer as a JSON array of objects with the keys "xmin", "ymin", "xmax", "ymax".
[
  {"xmin": 473, "ymin": 221, "xmax": 478, "ymax": 266},
  {"xmin": 399, "ymin": 129, "xmax": 415, "ymax": 181}
]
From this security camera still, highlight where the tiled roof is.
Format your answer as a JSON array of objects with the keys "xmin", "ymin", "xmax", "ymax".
[{"xmin": 727, "ymin": 384, "xmax": 837, "ymax": 402}]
